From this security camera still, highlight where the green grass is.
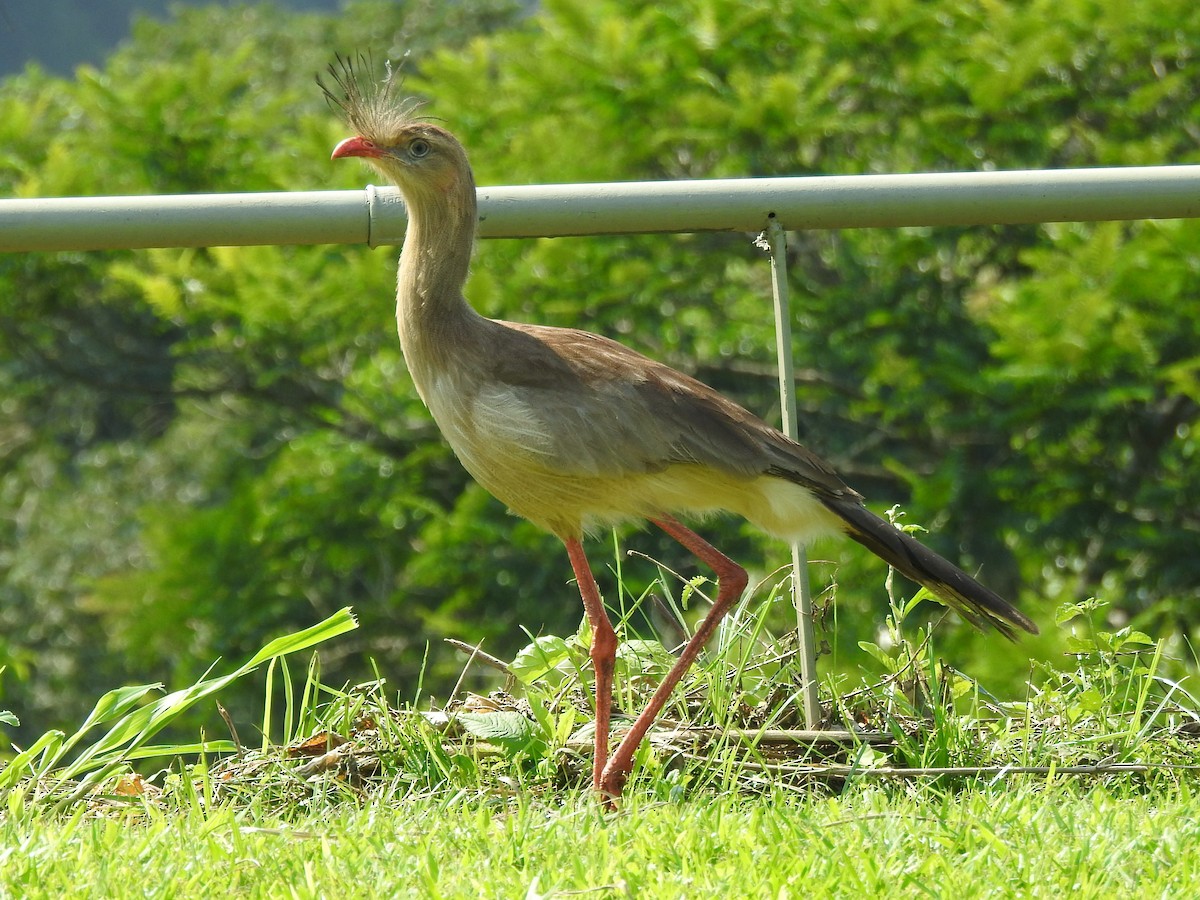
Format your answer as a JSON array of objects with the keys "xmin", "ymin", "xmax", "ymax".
[
  {"xmin": 3, "ymin": 563, "xmax": 1200, "ymax": 897},
  {"xmin": 3, "ymin": 782, "xmax": 1199, "ymax": 897}
]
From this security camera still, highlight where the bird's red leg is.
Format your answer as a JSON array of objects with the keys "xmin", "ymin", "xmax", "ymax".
[
  {"xmin": 564, "ymin": 537, "xmax": 617, "ymax": 792},
  {"xmin": 598, "ymin": 515, "xmax": 748, "ymax": 803}
]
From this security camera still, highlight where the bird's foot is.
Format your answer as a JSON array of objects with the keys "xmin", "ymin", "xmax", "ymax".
[{"xmin": 595, "ymin": 765, "xmax": 628, "ymax": 810}]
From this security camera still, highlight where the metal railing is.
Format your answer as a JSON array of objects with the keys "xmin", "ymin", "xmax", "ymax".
[
  {"xmin": 4, "ymin": 166, "xmax": 1200, "ymax": 252},
  {"xmin": 5, "ymin": 164, "xmax": 1200, "ymax": 727}
]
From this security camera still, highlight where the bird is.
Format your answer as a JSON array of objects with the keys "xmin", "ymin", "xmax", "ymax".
[{"xmin": 320, "ymin": 57, "xmax": 1037, "ymax": 804}]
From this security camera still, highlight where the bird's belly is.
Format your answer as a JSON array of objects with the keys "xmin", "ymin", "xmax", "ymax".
[
  {"xmin": 449, "ymin": 431, "xmax": 841, "ymax": 546},
  {"xmin": 444, "ymin": 431, "xmax": 638, "ymax": 536}
]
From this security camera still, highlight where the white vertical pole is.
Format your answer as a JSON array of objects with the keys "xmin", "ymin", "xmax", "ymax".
[{"xmin": 762, "ymin": 219, "xmax": 822, "ymax": 729}]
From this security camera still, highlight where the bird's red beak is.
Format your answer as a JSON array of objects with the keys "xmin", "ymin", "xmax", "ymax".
[{"xmin": 331, "ymin": 136, "xmax": 384, "ymax": 160}]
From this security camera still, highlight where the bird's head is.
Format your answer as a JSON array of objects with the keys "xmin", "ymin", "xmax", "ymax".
[{"xmin": 320, "ymin": 55, "xmax": 471, "ymax": 197}]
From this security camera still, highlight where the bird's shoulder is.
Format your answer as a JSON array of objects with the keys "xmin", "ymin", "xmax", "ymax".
[{"xmin": 483, "ymin": 321, "xmax": 660, "ymax": 388}]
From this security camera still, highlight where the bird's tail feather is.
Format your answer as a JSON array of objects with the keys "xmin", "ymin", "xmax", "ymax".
[{"xmin": 827, "ymin": 500, "xmax": 1038, "ymax": 640}]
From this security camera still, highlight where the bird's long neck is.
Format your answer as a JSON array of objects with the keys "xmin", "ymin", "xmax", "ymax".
[{"xmin": 394, "ymin": 167, "xmax": 483, "ymax": 391}]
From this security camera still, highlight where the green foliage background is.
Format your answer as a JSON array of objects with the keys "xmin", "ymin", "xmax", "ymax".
[{"xmin": 1, "ymin": 0, "xmax": 1198, "ymax": 744}]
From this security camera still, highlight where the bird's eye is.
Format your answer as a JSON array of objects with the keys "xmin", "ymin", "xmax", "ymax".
[{"xmin": 409, "ymin": 139, "xmax": 431, "ymax": 158}]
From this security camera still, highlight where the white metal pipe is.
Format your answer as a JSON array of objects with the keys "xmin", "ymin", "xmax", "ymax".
[
  {"xmin": 3, "ymin": 165, "xmax": 1200, "ymax": 252},
  {"xmin": 0, "ymin": 190, "xmax": 369, "ymax": 253}
]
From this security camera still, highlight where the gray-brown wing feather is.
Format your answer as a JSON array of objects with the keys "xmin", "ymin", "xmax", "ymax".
[{"xmin": 488, "ymin": 322, "xmax": 854, "ymax": 499}]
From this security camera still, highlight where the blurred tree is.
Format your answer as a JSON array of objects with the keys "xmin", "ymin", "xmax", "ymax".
[
  {"xmin": 0, "ymin": 0, "xmax": 532, "ymax": 740},
  {"xmin": 1, "ymin": 0, "xmax": 1197, "ymax": 744}
]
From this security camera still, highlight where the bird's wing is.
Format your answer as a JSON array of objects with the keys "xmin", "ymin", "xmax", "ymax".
[{"xmin": 484, "ymin": 322, "xmax": 857, "ymax": 501}]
